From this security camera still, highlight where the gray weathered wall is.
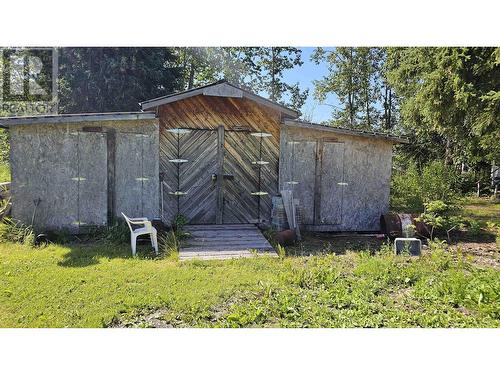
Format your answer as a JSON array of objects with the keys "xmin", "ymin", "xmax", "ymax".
[
  {"xmin": 279, "ymin": 125, "xmax": 393, "ymax": 231},
  {"xmin": 9, "ymin": 119, "xmax": 159, "ymax": 232}
]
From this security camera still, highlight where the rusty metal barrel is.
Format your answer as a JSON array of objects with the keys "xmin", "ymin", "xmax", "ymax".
[{"xmin": 380, "ymin": 213, "xmax": 429, "ymax": 238}]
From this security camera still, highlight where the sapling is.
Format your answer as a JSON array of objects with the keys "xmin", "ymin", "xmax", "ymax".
[{"xmin": 417, "ymin": 200, "xmax": 464, "ymax": 242}]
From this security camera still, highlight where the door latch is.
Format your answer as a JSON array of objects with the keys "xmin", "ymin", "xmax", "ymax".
[{"xmin": 211, "ymin": 173, "xmax": 235, "ymax": 181}]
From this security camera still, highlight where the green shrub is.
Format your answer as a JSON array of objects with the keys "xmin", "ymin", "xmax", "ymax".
[
  {"xmin": 391, "ymin": 161, "xmax": 459, "ymax": 213},
  {"xmin": 467, "ymin": 219, "xmax": 484, "ymax": 236},
  {"xmin": 417, "ymin": 200, "xmax": 464, "ymax": 241},
  {"xmin": 0, "ymin": 217, "xmax": 35, "ymax": 246},
  {"xmin": 159, "ymin": 229, "xmax": 179, "ymax": 259},
  {"xmin": 276, "ymin": 244, "xmax": 286, "ymax": 259},
  {"xmin": 391, "ymin": 163, "xmax": 422, "ymax": 212}
]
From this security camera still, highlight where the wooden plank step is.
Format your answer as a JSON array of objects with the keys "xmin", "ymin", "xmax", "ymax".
[
  {"xmin": 184, "ymin": 243, "xmax": 272, "ymax": 250},
  {"xmin": 181, "ymin": 254, "xmax": 258, "ymax": 261},
  {"xmin": 184, "ymin": 234, "xmax": 267, "ymax": 241},
  {"xmin": 183, "ymin": 224, "xmax": 257, "ymax": 231},
  {"xmin": 181, "ymin": 244, "xmax": 274, "ymax": 252},
  {"xmin": 180, "ymin": 251, "xmax": 278, "ymax": 261},
  {"xmin": 180, "ymin": 224, "xmax": 275, "ymax": 260},
  {"xmin": 185, "ymin": 230, "xmax": 265, "ymax": 237},
  {"xmin": 180, "ymin": 249, "xmax": 275, "ymax": 256}
]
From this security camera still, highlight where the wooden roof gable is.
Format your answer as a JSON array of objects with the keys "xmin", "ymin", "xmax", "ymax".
[{"xmin": 140, "ymin": 80, "xmax": 300, "ymax": 119}]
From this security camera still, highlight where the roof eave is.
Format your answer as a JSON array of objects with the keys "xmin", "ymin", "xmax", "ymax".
[
  {"xmin": 283, "ymin": 120, "xmax": 409, "ymax": 144},
  {"xmin": 0, "ymin": 111, "xmax": 157, "ymax": 127}
]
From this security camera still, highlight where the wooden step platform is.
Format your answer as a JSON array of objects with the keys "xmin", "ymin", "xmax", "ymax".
[{"xmin": 180, "ymin": 224, "xmax": 277, "ymax": 260}]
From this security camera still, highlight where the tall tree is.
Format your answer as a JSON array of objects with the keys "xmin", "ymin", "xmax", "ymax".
[
  {"xmin": 386, "ymin": 47, "xmax": 500, "ymax": 168},
  {"xmin": 173, "ymin": 47, "xmax": 308, "ymax": 112},
  {"xmin": 251, "ymin": 47, "xmax": 309, "ymax": 111},
  {"xmin": 312, "ymin": 47, "xmax": 389, "ymax": 130},
  {"xmin": 312, "ymin": 47, "xmax": 361, "ymax": 128},
  {"xmin": 381, "ymin": 48, "xmax": 400, "ymax": 131},
  {"xmin": 356, "ymin": 47, "xmax": 384, "ymax": 129},
  {"xmin": 58, "ymin": 47, "xmax": 183, "ymax": 113},
  {"xmin": 172, "ymin": 47, "xmax": 260, "ymax": 90}
]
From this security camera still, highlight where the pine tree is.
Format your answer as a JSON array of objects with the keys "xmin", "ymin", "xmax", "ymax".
[
  {"xmin": 58, "ymin": 47, "xmax": 184, "ymax": 113},
  {"xmin": 386, "ymin": 47, "xmax": 500, "ymax": 170}
]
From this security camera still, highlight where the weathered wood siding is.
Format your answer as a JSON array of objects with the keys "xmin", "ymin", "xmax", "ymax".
[
  {"xmin": 279, "ymin": 125, "xmax": 393, "ymax": 231},
  {"xmin": 9, "ymin": 119, "xmax": 159, "ymax": 231},
  {"xmin": 158, "ymin": 95, "xmax": 281, "ymax": 225}
]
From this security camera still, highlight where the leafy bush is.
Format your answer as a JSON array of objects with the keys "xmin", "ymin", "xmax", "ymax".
[
  {"xmin": 417, "ymin": 200, "xmax": 464, "ymax": 241},
  {"xmin": 391, "ymin": 161, "xmax": 459, "ymax": 213},
  {"xmin": 466, "ymin": 219, "xmax": 484, "ymax": 236}
]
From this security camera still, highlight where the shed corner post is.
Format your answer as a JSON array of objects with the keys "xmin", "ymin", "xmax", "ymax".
[{"xmin": 106, "ymin": 128, "xmax": 117, "ymax": 226}]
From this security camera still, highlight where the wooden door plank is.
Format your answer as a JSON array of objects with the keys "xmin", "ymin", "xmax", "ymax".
[{"xmin": 216, "ymin": 125, "xmax": 225, "ymax": 224}]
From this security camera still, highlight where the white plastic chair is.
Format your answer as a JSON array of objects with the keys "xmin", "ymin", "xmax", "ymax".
[{"xmin": 121, "ymin": 212, "xmax": 158, "ymax": 256}]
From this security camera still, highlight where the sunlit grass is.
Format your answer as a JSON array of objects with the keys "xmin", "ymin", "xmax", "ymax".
[
  {"xmin": 460, "ymin": 196, "xmax": 500, "ymax": 226},
  {"xmin": 0, "ymin": 163, "xmax": 10, "ymax": 182},
  {"xmin": 0, "ymin": 239, "xmax": 498, "ymax": 328}
]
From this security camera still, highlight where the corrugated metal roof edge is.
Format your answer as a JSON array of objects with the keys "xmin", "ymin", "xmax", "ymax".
[
  {"xmin": 283, "ymin": 120, "xmax": 409, "ymax": 144},
  {"xmin": 0, "ymin": 111, "xmax": 157, "ymax": 127}
]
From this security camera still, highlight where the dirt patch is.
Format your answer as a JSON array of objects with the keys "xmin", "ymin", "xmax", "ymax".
[
  {"xmin": 449, "ymin": 241, "xmax": 500, "ymax": 269},
  {"xmin": 108, "ymin": 307, "xmax": 182, "ymax": 328},
  {"xmin": 107, "ymin": 294, "xmax": 250, "ymax": 328}
]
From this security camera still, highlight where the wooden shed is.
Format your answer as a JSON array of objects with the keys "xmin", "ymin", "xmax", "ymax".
[
  {"xmin": 2, "ymin": 112, "xmax": 159, "ymax": 231},
  {"xmin": 1, "ymin": 80, "xmax": 406, "ymax": 233},
  {"xmin": 141, "ymin": 80, "xmax": 406, "ymax": 231}
]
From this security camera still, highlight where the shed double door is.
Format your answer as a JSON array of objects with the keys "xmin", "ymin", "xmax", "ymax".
[
  {"xmin": 162, "ymin": 126, "xmax": 263, "ymax": 224},
  {"xmin": 288, "ymin": 139, "xmax": 345, "ymax": 225}
]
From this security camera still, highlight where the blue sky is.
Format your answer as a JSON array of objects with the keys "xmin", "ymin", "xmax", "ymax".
[{"xmin": 282, "ymin": 47, "xmax": 339, "ymax": 123}]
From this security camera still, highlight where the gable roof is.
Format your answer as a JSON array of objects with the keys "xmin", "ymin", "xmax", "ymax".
[
  {"xmin": 140, "ymin": 80, "xmax": 300, "ymax": 118},
  {"xmin": 284, "ymin": 119, "xmax": 409, "ymax": 144}
]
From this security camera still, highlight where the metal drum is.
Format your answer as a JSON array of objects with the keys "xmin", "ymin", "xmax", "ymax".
[{"xmin": 380, "ymin": 213, "xmax": 429, "ymax": 238}]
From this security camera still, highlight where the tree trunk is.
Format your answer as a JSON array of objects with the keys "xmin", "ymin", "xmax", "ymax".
[
  {"xmin": 270, "ymin": 47, "xmax": 276, "ymax": 102},
  {"xmin": 388, "ymin": 88, "xmax": 392, "ymax": 130},
  {"xmin": 348, "ymin": 48, "xmax": 355, "ymax": 127},
  {"xmin": 365, "ymin": 86, "xmax": 371, "ymax": 128},
  {"xmin": 188, "ymin": 62, "xmax": 195, "ymax": 89},
  {"xmin": 383, "ymin": 85, "xmax": 388, "ymax": 130},
  {"xmin": 444, "ymin": 138, "xmax": 452, "ymax": 165}
]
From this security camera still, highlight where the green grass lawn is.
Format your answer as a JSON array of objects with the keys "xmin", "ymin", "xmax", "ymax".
[
  {"xmin": 460, "ymin": 196, "xmax": 500, "ymax": 226},
  {"xmin": 0, "ymin": 163, "xmax": 10, "ymax": 182},
  {"xmin": 1, "ymin": 238, "xmax": 498, "ymax": 328}
]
